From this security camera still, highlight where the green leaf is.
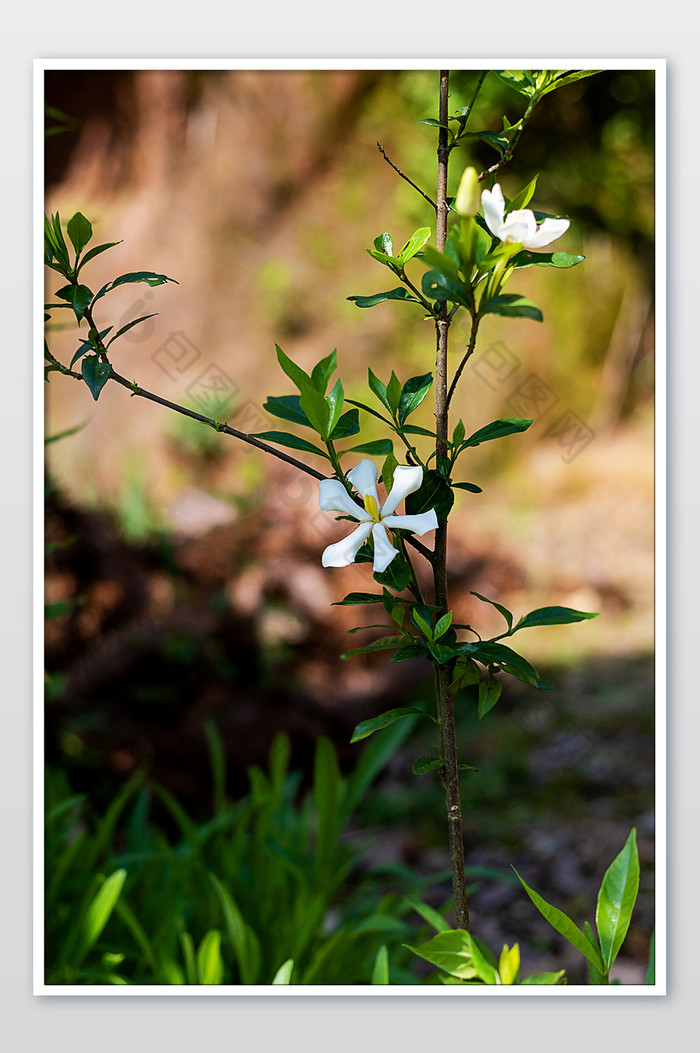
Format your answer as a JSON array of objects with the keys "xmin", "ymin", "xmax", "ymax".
[
  {"xmin": 645, "ymin": 930, "xmax": 655, "ymax": 986},
  {"xmin": 461, "ymin": 418, "xmax": 533, "ymax": 449},
  {"xmin": 70, "ymin": 327, "xmax": 112, "ymax": 367},
  {"xmin": 106, "ymin": 314, "xmax": 158, "ymax": 347},
  {"xmin": 330, "ymin": 408, "xmax": 361, "ymax": 440},
  {"xmin": 404, "ymin": 897, "xmax": 449, "ymax": 933},
  {"xmin": 66, "ymin": 212, "xmax": 93, "ymax": 256},
  {"xmin": 480, "ymin": 293, "xmax": 543, "ymax": 322},
  {"xmin": 348, "ymin": 288, "xmax": 420, "ymax": 309},
  {"xmin": 595, "ymin": 829, "xmax": 640, "ymax": 971},
  {"xmin": 373, "ymin": 232, "xmax": 393, "ymax": 255},
  {"xmin": 367, "ymin": 368, "xmax": 391, "ymax": 412},
  {"xmin": 332, "ymin": 592, "xmax": 387, "ymax": 606},
  {"xmin": 514, "ymin": 869, "xmax": 605, "ymax": 972},
  {"xmin": 196, "ymin": 929, "xmax": 223, "ymax": 985},
  {"xmin": 263, "ymin": 394, "xmax": 312, "ymax": 428},
  {"xmin": 397, "ymin": 226, "xmax": 432, "ymax": 265},
  {"xmin": 452, "ymin": 481, "xmax": 482, "ymax": 494},
  {"xmin": 421, "ymin": 245, "xmax": 460, "ymax": 281},
  {"xmin": 462, "ymin": 130, "xmax": 509, "ymax": 156},
  {"xmin": 348, "ymin": 439, "xmax": 394, "ymax": 457},
  {"xmin": 467, "ymin": 640, "xmax": 551, "ymax": 689},
  {"xmin": 371, "ymin": 945, "xmax": 390, "ymax": 985},
  {"xmin": 77, "ymin": 241, "xmax": 121, "ymax": 271},
  {"xmin": 386, "ymin": 372, "xmax": 402, "ymax": 414},
  {"xmin": 514, "ymin": 606, "xmax": 598, "ymax": 631},
  {"xmin": 452, "ymin": 418, "xmax": 466, "ymax": 448},
  {"xmin": 325, "ymin": 376, "xmax": 345, "ymax": 438},
  {"xmin": 311, "ymin": 348, "xmax": 338, "ymax": 394},
  {"xmin": 405, "ymin": 931, "xmax": 478, "ymax": 980},
  {"xmin": 81, "ymin": 869, "xmax": 127, "ymax": 957},
  {"xmin": 91, "ymin": 271, "xmax": 178, "ymax": 306},
  {"xmin": 491, "ymin": 70, "xmax": 536, "ymax": 97},
  {"xmin": 342, "ymin": 635, "xmax": 403, "ymax": 659},
  {"xmin": 470, "ymin": 590, "xmax": 513, "ymax": 631},
  {"xmin": 539, "ymin": 69, "xmax": 604, "ymax": 96},
  {"xmin": 508, "ymin": 175, "xmax": 539, "ymax": 212},
  {"xmin": 391, "ymin": 642, "xmax": 429, "ymax": 662},
  {"xmin": 405, "ymin": 469, "xmax": 454, "ymax": 524},
  {"xmin": 55, "ymin": 283, "xmax": 94, "ymax": 321},
  {"xmin": 521, "ymin": 970, "xmax": 566, "ymax": 985},
  {"xmin": 249, "ymin": 430, "xmax": 329, "ymax": 457},
  {"xmin": 411, "ymin": 756, "xmax": 444, "ymax": 775},
  {"xmin": 272, "ymin": 958, "xmax": 295, "ymax": 985},
  {"xmin": 397, "ymin": 373, "xmax": 433, "ymax": 425},
  {"xmin": 410, "ymin": 606, "xmax": 434, "ymax": 641},
  {"xmin": 478, "ymin": 674, "xmax": 503, "ymax": 719},
  {"xmin": 584, "ymin": 921, "xmax": 608, "ymax": 984},
  {"xmin": 422, "ymin": 269, "xmax": 471, "ymax": 308},
  {"xmin": 511, "ymin": 249, "xmax": 584, "ymax": 270},
  {"xmin": 433, "ymin": 610, "xmax": 453, "ymax": 640},
  {"xmin": 81, "ymin": 355, "xmax": 111, "ymax": 400},
  {"xmin": 209, "ymin": 874, "xmax": 261, "ymax": 985},
  {"xmin": 374, "ymin": 556, "xmax": 412, "ymax": 592},
  {"xmin": 350, "ymin": 707, "xmax": 427, "ymax": 743}
]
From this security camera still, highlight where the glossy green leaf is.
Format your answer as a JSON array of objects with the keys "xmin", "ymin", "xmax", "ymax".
[
  {"xmin": 411, "ymin": 756, "xmax": 444, "ymax": 775},
  {"xmin": 462, "ymin": 129, "xmax": 509, "ymax": 156},
  {"xmin": 584, "ymin": 921, "xmax": 608, "ymax": 984},
  {"xmin": 404, "ymin": 931, "xmax": 479, "ymax": 980},
  {"xmin": 514, "ymin": 869, "xmax": 605, "ymax": 972},
  {"xmin": 433, "ymin": 610, "xmax": 453, "ymax": 640},
  {"xmin": 595, "ymin": 828, "xmax": 640, "ymax": 971},
  {"xmin": 348, "ymin": 288, "xmax": 420, "ymax": 309},
  {"xmin": 461, "ymin": 418, "xmax": 533, "ymax": 448},
  {"xmin": 371, "ymin": 945, "xmax": 390, "ymax": 985},
  {"xmin": 478, "ymin": 674, "xmax": 503, "ymax": 719},
  {"xmin": 397, "ymin": 373, "xmax": 433, "ymax": 425},
  {"xmin": 77, "ymin": 241, "xmax": 121, "ymax": 271},
  {"xmin": 55, "ymin": 283, "xmax": 94, "ymax": 321},
  {"xmin": 508, "ymin": 175, "xmax": 539, "ymax": 212},
  {"xmin": 367, "ymin": 368, "xmax": 391, "ymax": 411},
  {"xmin": 465, "ymin": 640, "xmax": 551, "ymax": 689},
  {"xmin": 406, "ymin": 469, "xmax": 454, "ymax": 524},
  {"xmin": 332, "ymin": 592, "xmax": 387, "ymax": 606},
  {"xmin": 452, "ymin": 481, "xmax": 482, "ymax": 494},
  {"xmin": 540, "ymin": 70, "xmax": 604, "ymax": 96},
  {"xmin": 470, "ymin": 590, "xmax": 514, "ymax": 630},
  {"xmin": 326, "ymin": 377, "xmax": 345, "ymax": 437},
  {"xmin": 410, "ymin": 606, "xmax": 434, "ymax": 640},
  {"xmin": 480, "ymin": 293, "xmax": 543, "ymax": 322},
  {"xmin": 341, "ymin": 635, "xmax": 402, "ymax": 659},
  {"xmin": 390, "ymin": 642, "xmax": 429, "ymax": 663},
  {"xmin": 422, "ymin": 269, "xmax": 471, "ymax": 308},
  {"xmin": 249, "ymin": 430, "xmax": 329, "ymax": 457},
  {"xmin": 91, "ymin": 271, "xmax": 178, "ymax": 305},
  {"xmin": 196, "ymin": 929, "xmax": 223, "ymax": 985},
  {"xmin": 421, "ymin": 245, "xmax": 460, "ymax": 280},
  {"xmin": 373, "ymin": 232, "xmax": 393, "ymax": 255},
  {"xmin": 511, "ymin": 249, "xmax": 584, "ymax": 270},
  {"xmin": 263, "ymin": 394, "xmax": 312, "ymax": 428},
  {"xmin": 350, "ymin": 707, "xmax": 427, "ymax": 743},
  {"xmin": 67, "ymin": 212, "xmax": 93, "ymax": 256},
  {"xmin": 514, "ymin": 606, "xmax": 598, "ymax": 630},
  {"xmin": 81, "ymin": 869, "xmax": 127, "ymax": 955},
  {"xmin": 106, "ymin": 314, "xmax": 157, "ymax": 347},
  {"xmin": 272, "ymin": 958, "xmax": 294, "ymax": 985},
  {"xmin": 81, "ymin": 355, "xmax": 111, "ymax": 401},
  {"xmin": 70, "ymin": 327, "xmax": 112, "ymax": 367},
  {"xmin": 397, "ymin": 226, "xmax": 432, "ymax": 265},
  {"xmin": 311, "ymin": 349, "xmax": 338, "ymax": 394},
  {"xmin": 348, "ymin": 439, "xmax": 394, "ymax": 457},
  {"xmin": 330, "ymin": 408, "xmax": 361, "ymax": 440},
  {"xmin": 521, "ymin": 970, "xmax": 566, "ymax": 985},
  {"xmin": 386, "ymin": 372, "xmax": 402, "ymax": 414},
  {"xmin": 374, "ymin": 556, "xmax": 412, "ymax": 592},
  {"xmin": 491, "ymin": 70, "xmax": 536, "ymax": 97},
  {"xmin": 209, "ymin": 874, "xmax": 261, "ymax": 985}
]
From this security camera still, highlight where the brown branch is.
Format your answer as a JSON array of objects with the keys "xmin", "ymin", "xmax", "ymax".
[
  {"xmin": 445, "ymin": 312, "xmax": 480, "ymax": 412},
  {"xmin": 376, "ymin": 141, "xmax": 438, "ymax": 211}
]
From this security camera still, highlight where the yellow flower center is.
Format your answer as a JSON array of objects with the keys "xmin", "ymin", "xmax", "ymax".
[{"xmin": 363, "ymin": 493, "xmax": 381, "ymax": 522}]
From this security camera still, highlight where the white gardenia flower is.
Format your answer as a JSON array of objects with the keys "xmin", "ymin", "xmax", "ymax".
[
  {"xmin": 481, "ymin": 183, "xmax": 569, "ymax": 249},
  {"xmin": 318, "ymin": 459, "xmax": 439, "ymax": 574}
]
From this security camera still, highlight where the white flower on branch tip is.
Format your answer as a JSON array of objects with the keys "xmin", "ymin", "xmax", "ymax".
[
  {"xmin": 481, "ymin": 183, "xmax": 569, "ymax": 249},
  {"xmin": 318, "ymin": 459, "xmax": 438, "ymax": 574}
]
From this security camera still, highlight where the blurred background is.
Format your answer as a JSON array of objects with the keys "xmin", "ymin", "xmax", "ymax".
[{"xmin": 43, "ymin": 68, "xmax": 655, "ymax": 983}]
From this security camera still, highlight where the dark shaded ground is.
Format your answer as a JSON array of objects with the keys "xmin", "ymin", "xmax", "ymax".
[{"xmin": 45, "ymin": 479, "xmax": 655, "ymax": 984}]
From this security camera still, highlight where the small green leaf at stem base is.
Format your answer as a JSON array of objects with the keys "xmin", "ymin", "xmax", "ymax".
[{"xmin": 350, "ymin": 707, "xmax": 427, "ymax": 743}]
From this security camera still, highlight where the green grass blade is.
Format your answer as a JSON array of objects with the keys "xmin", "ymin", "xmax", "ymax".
[{"xmin": 371, "ymin": 945, "xmax": 389, "ymax": 984}]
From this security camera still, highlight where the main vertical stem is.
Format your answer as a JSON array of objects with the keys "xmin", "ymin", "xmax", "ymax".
[{"xmin": 434, "ymin": 70, "xmax": 470, "ymax": 932}]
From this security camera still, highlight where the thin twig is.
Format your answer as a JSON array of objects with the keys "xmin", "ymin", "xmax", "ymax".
[
  {"xmin": 376, "ymin": 142, "xmax": 438, "ymax": 211},
  {"xmin": 445, "ymin": 312, "xmax": 480, "ymax": 412},
  {"xmin": 478, "ymin": 96, "xmax": 538, "ymax": 184}
]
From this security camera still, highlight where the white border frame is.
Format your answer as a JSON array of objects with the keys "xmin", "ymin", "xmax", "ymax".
[{"xmin": 34, "ymin": 57, "xmax": 666, "ymax": 998}]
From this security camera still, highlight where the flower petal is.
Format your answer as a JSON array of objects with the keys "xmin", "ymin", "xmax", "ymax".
[
  {"xmin": 318, "ymin": 478, "xmax": 370, "ymax": 519},
  {"xmin": 481, "ymin": 184, "xmax": 506, "ymax": 238},
  {"xmin": 523, "ymin": 217, "xmax": 570, "ymax": 249},
  {"xmin": 381, "ymin": 464, "xmax": 424, "ymax": 516},
  {"xmin": 371, "ymin": 523, "xmax": 399, "ymax": 573},
  {"xmin": 383, "ymin": 510, "xmax": 439, "ymax": 536},
  {"xmin": 347, "ymin": 459, "xmax": 380, "ymax": 503},
  {"xmin": 321, "ymin": 521, "xmax": 373, "ymax": 567},
  {"xmin": 500, "ymin": 208, "xmax": 538, "ymax": 245}
]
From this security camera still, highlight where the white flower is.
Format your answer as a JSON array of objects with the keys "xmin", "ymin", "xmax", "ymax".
[
  {"xmin": 481, "ymin": 183, "xmax": 569, "ymax": 249},
  {"xmin": 318, "ymin": 459, "xmax": 438, "ymax": 573}
]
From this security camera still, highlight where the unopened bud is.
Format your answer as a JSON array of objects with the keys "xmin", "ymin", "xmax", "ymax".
[{"xmin": 454, "ymin": 166, "xmax": 480, "ymax": 216}]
